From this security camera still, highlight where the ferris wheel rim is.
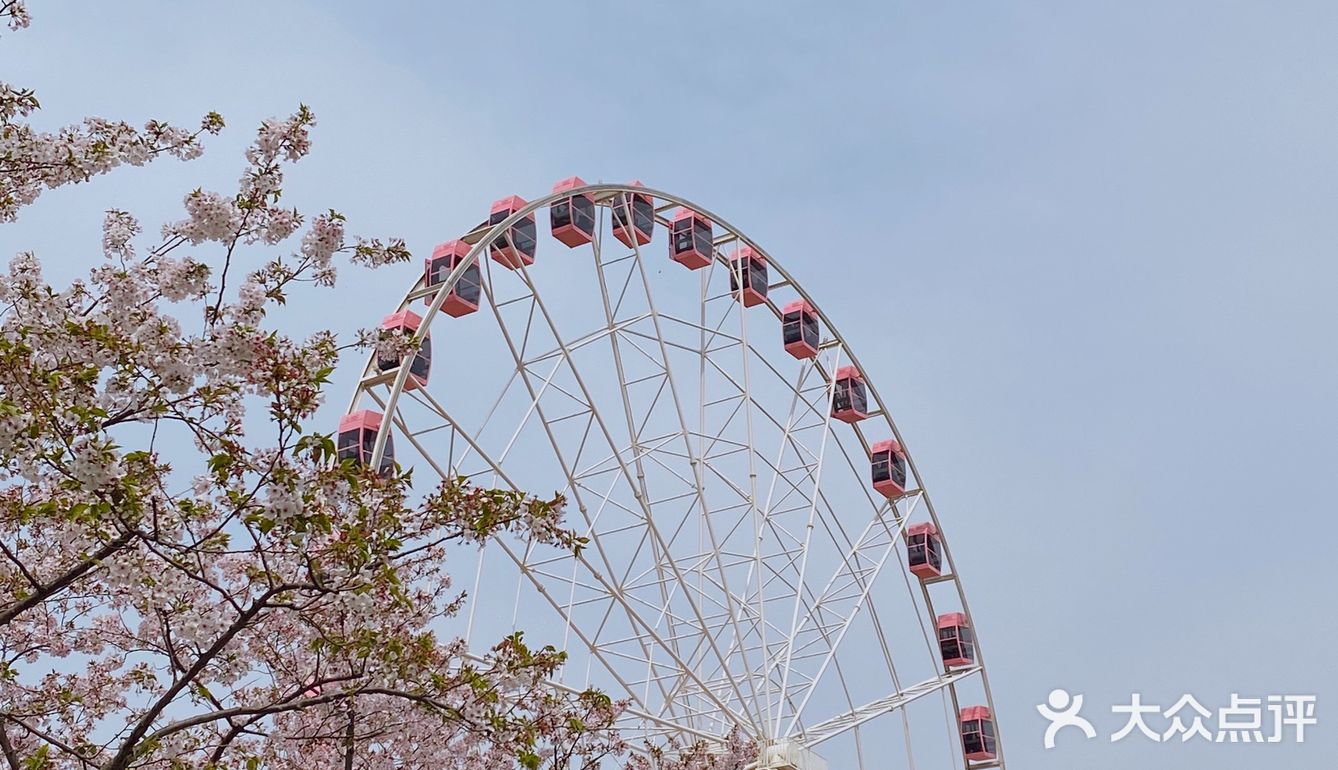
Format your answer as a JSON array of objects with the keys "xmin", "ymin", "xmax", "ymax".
[{"xmin": 342, "ymin": 182, "xmax": 1006, "ymax": 769}]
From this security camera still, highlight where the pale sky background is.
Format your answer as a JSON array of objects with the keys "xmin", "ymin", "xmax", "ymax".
[{"xmin": 5, "ymin": 1, "xmax": 1337, "ymax": 768}]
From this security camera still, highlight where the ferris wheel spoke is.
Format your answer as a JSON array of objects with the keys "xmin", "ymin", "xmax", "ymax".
[
  {"xmin": 628, "ymin": 312, "xmax": 744, "ymax": 346},
  {"xmin": 735, "ymin": 554, "xmax": 903, "ymax": 755},
  {"xmin": 370, "ymin": 384, "xmax": 681, "ymax": 726},
  {"xmin": 780, "ymin": 494, "xmax": 921, "ymax": 657},
  {"xmin": 759, "ymin": 355, "xmax": 839, "ymax": 733},
  {"xmin": 477, "ymin": 266, "xmax": 718, "ymax": 731},
  {"xmin": 793, "ymin": 666, "xmax": 982, "ymax": 749},
  {"xmin": 779, "ymin": 514, "xmax": 912, "ymax": 737},
  {"xmin": 485, "ymin": 248, "xmax": 766, "ymax": 736},
  {"xmin": 590, "ymin": 208, "xmax": 771, "ymax": 733},
  {"xmin": 691, "ymin": 253, "xmax": 782, "ymax": 737},
  {"xmin": 458, "ymin": 649, "xmax": 728, "ymax": 748},
  {"xmin": 370, "ymin": 387, "xmax": 501, "ymax": 485},
  {"xmin": 788, "ymin": 508, "xmax": 930, "ymax": 746},
  {"xmin": 596, "ymin": 319, "xmax": 910, "ymax": 740},
  {"xmin": 518, "ymin": 312, "xmax": 655, "ymax": 369},
  {"xmin": 690, "ymin": 341, "xmax": 920, "ymax": 739}
]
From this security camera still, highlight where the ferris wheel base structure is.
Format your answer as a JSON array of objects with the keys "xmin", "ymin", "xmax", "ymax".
[
  {"xmin": 341, "ymin": 179, "xmax": 1007, "ymax": 770},
  {"xmin": 764, "ymin": 742, "xmax": 828, "ymax": 770}
]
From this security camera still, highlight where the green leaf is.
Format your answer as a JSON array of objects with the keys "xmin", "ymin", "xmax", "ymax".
[{"xmin": 207, "ymin": 453, "xmax": 233, "ymax": 475}]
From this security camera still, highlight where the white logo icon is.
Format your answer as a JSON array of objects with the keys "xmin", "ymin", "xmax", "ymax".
[{"xmin": 1038, "ymin": 688, "xmax": 1097, "ymax": 749}]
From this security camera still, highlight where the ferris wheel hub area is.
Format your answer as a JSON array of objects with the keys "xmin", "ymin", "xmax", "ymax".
[{"xmin": 761, "ymin": 742, "xmax": 828, "ymax": 770}]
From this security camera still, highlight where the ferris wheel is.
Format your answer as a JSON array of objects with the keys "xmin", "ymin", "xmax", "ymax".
[{"xmin": 339, "ymin": 181, "xmax": 1006, "ymax": 770}]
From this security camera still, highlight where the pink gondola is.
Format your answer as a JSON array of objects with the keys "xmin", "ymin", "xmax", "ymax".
[
  {"xmin": 611, "ymin": 180, "xmax": 654, "ymax": 248},
  {"xmin": 669, "ymin": 208, "xmax": 713, "ymax": 269},
  {"xmin": 423, "ymin": 239, "xmax": 481, "ymax": 317},
  {"xmin": 870, "ymin": 439, "xmax": 908, "ymax": 498},
  {"xmin": 782, "ymin": 300, "xmax": 819, "ymax": 359},
  {"xmin": 550, "ymin": 176, "xmax": 596, "ymax": 248},
  {"xmin": 336, "ymin": 410, "xmax": 394, "ymax": 476},
  {"xmin": 937, "ymin": 612, "xmax": 975, "ymax": 668},
  {"xmin": 960, "ymin": 706, "xmax": 997, "ymax": 762},
  {"xmin": 905, "ymin": 522, "xmax": 943, "ymax": 579},
  {"xmin": 376, "ymin": 309, "xmax": 431, "ymax": 390},
  {"xmin": 488, "ymin": 195, "xmax": 537, "ymax": 269},
  {"xmin": 831, "ymin": 366, "xmax": 869, "ymax": 422},
  {"xmin": 730, "ymin": 246, "xmax": 768, "ymax": 307}
]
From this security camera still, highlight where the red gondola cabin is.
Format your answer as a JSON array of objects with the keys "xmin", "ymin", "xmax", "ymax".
[
  {"xmin": 611, "ymin": 180, "xmax": 654, "ymax": 248},
  {"xmin": 336, "ymin": 410, "xmax": 394, "ymax": 476},
  {"xmin": 906, "ymin": 522, "xmax": 943, "ymax": 579},
  {"xmin": 870, "ymin": 439, "xmax": 908, "ymax": 498},
  {"xmin": 730, "ymin": 246, "xmax": 768, "ymax": 307},
  {"xmin": 423, "ymin": 239, "xmax": 481, "ymax": 317},
  {"xmin": 831, "ymin": 366, "xmax": 869, "ymax": 422},
  {"xmin": 960, "ymin": 706, "xmax": 997, "ymax": 762},
  {"xmin": 488, "ymin": 195, "xmax": 537, "ymax": 269},
  {"xmin": 550, "ymin": 176, "xmax": 596, "ymax": 248},
  {"xmin": 937, "ymin": 612, "xmax": 975, "ymax": 668},
  {"xmin": 376, "ymin": 309, "xmax": 431, "ymax": 390},
  {"xmin": 669, "ymin": 208, "xmax": 713, "ymax": 269},
  {"xmin": 781, "ymin": 300, "xmax": 819, "ymax": 359}
]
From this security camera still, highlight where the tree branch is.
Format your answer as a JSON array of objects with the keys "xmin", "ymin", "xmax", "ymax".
[
  {"xmin": 0, "ymin": 720, "xmax": 20, "ymax": 770},
  {"xmin": 103, "ymin": 581, "xmax": 312, "ymax": 770},
  {"xmin": 0, "ymin": 530, "xmax": 133, "ymax": 627}
]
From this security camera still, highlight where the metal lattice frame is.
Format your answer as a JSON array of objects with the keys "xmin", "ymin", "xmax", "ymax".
[{"xmin": 343, "ymin": 184, "xmax": 1006, "ymax": 770}]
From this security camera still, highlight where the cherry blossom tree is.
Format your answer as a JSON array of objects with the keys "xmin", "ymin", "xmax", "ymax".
[{"xmin": 0, "ymin": 4, "xmax": 756, "ymax": 769}]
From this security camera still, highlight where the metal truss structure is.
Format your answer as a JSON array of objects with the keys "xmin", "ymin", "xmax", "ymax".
[{"xmin": 344, "ymin": 184, "xmax": 1006, "ymax": 770}]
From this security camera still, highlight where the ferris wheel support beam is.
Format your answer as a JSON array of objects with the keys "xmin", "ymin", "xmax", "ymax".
[
  {"xmin": 793, "ymin": 666, "xmax": 983, "ymax": 749},
  {"xmin": 683, "ymin": 354, "xmax": 884, "ymax": 650},
  {"xmin": 642, "ymin": 267, "xmax": 873, "ymax": 745},
  {"xmin": 365, "ymin": 383, "xmax": 681, "ymax": 727},
  {"xmin": 479, "ymin": 254, "xmax": 762, "ymax": 734},
  {"xmin": 619, "ymin": 214, "xmax": 780, "ymax": 729},
  {"xmin": 587, "ymin": 214, "xmax": 743, "ymax": 719},
  {"xmin": 690, "ymin": 212, "xmax": 931, "ymax": 765},
  {"xmin": 368, "ymin": 353, "xmax": 752, "ymax": 738},
  {"xmin": 719, "ymin": 250, "xmax": 776, "ymax": 737},
  {"xmin": 780, "ymin": 505, "xmax": 914, "ymax": 738},
  {"xmin": 768, "ymin": 353, "xmax": 840, "ymax": 736},
  {"xmin": 576, "ymin": 237, "xmax": 801, "ymax": 731},
  {"xmin": 610, "ymin": 331, "xmax": 914, "ymax": 742},
  {"xmin": 554, "ymin": 246, "xmax": 846, "ymax": 738},
  {"xmin": 764, "ymin": 492, "xmax": 922, "ymax": 684},
  {"xmin": 490, "ymin": 390, "xmax": 713, "ymax": 731},
  {"xmin": 713, "ymin": 325, "xmax": 936, "ymax": 756},
  {"xmin": 691, "ymin": 355, "xmax": 832, "ymax": 726}
]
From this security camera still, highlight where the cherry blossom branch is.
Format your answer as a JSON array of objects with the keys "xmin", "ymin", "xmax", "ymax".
[
  {"xmin": 0, "ymin": 720, "xmax": 18, "ymax": 770},
  {"xmin": 104, "ymin": 582, "xmax": 317, "ymax": 770},
  {"xmin": 0, "ymin": 530, "xmax": 132, "ymax": 626},
  {"xmin": 0, "ymin": 714, "xmax": 94, "ymax": 769},
  {"xmin": 0, "ymin": 2, "xmax": 29, "ymax": 33}
]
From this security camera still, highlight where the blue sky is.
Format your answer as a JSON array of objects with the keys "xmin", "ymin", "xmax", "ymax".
[{"xmin": 5, "ymin": 1, "xmax": 1337, "ymax": 767}]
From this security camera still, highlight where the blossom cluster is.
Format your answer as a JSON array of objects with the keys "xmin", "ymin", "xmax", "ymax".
[
  {"xmin": 0, "ymin": 106, "xmax": 224, "ymax": 223},
  {"xmin": 0, "ymin": 136, "xmax": 611, "ymax": 768},
  {"xmin": 0, "ymin": 3, "xmax": 215, "ymax": 221}
]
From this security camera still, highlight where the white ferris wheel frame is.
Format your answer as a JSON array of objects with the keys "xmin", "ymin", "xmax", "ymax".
[{"xmin": 342, "ymin": 183, "xmax": 1006, "ymax": 770}]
